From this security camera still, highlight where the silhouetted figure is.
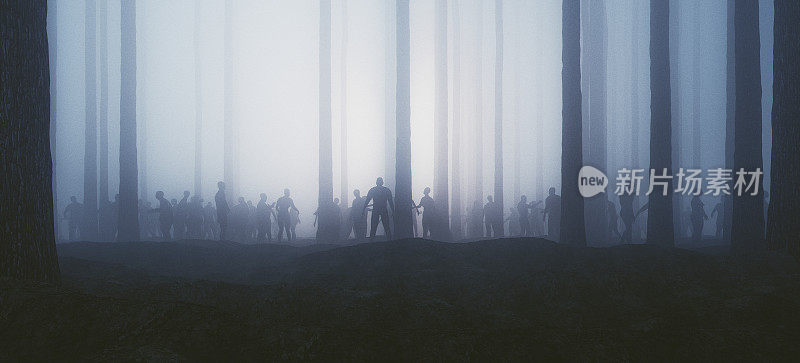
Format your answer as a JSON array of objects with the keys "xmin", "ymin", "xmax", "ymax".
[
  {"xmin": 153, "ymin": 191, "xmax": 173, "ymax": 240},
  {"xmin": 415, "ymin": 187, "xmax": 435, "ymax": 238},
  {"xmin": 290, "ymin": 208, "xmax": 300, "ymax": 241},
  {"xmin": 506, "ymin": 207, "xmax": 520, "ymax": 236},
  {"xmin": 619, "ymin": 192, "xmax": 636, "ymax": 243},
  {"xmin": 350, "ymin": 189, "xmax": 367, "ymax": 240},
  {"xmin": 483, "ymin": 196, "xmax": 502, "ymax": 238},
  {"xmin": 543, "ymin": 187, "xmax": 561, "ymax": 242},
  {"xmin": 362, "ymin": 177, "xmax": 394, "ymax": 240},
  {"xmin": 468, "ymin": 201, "xmax": 484, "ymax": 238},
  {"xmin": 516, "ymin": 195, "xmax": 537, "ymax": 237},
  {"xmin": 690, "ymin": 196, "xmax": 708, "ymax": 244},
  {"xmin": 173, "ymin": 191, "xmax": 190, "ymax": 239},
  {"xmin": 203, "ymin": 201, "xmax": 218, "ymax": 239},
  {"xmin": 710, "ymin": 200, "xmax": 724, "ymax": 239},
  {"xmin": 231, "ymin": 197, "xmax": 249, "ymax": 242},
  {"xmin": 187, "ymin": 195, "xmax": 204, "ymax": 239},
  {"xmin": 276, "ymin": 188, "xmax": 300, "ymax": 242},
  {"xmin": 63, "ymin": 196, "xmax": 83, "ymax": 241},
  {"xmin": 256, "ymin": 193, "xmax": 277, "ymax": 242},
  {"xmin": 215, "ymin": 181, "xmax": 230, "ymax": 240}
]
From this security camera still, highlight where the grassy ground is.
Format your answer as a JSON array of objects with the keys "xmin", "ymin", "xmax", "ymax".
[{"xmin": 2, "ymin": 238, "xmax": 799, "ymax": 361}]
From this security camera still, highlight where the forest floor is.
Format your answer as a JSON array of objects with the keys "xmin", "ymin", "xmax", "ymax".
[{"xmin": 2, "ymin": 237, "xmax": 800, "ymax": 361}]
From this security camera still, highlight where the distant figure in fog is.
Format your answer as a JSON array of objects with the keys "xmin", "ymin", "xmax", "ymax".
[
  {"xmin": 173, "ymin": 191, "xmax": 190, "ymax": 239},
  {"xmin": 362, "ymin": 177, "xmax": 394, "ymax": 240},
  {"xmin": 153, "ymin": 191, "xmax": 173, "ymax": 240},
  {"xmin": 256, "ymin": 193, "xmax": 277, "ymax": 242},
  {"xmin": 63, "ymin": 196, "xmax": 83, "ymax": 241},
  {"xmin": 215, "ymin": 181, "xmax": 230, "ymax": 240},
  {"xmin": 710, "ymin": 199, "xmax": 724, "ymax": 239},
  {"xmin": 350, "ymin": 189, "xmax": 367, "ymax": 240},
  {"xmin": 483, "ymin": 195, "xmax": 503, "ymax": 238},
  {"xmin": 690, "ymin": 195, "xmax": 708, "ymax": 243},
  {"xmin": 276, "ymin": 188, "xmax": 300, "ymax": 242},
  {"xmin": 203, "ymin": 201, "xmax": 218, "ymax": 239},
  {"xmin": 187, "ymin": 196, "xmax": 204, "ymax": 239},
  {"xmin": 506, "ymin": 207, "xmax": 520, "ymax": 236},
  {"xmin": 415, "ymin": 187, "xmax": 435, "ymax": 238},
  {"xmin": 231, "ymin": 197, "xmax": 249, "ymax": 242},
  {"xmin": 468, "ymin": 201, "xmax": 484, "ymax": 238},
  {"xmin": 516, "ymin": 195, "xmax": 539, "ymax": 237},
  {"xmin": 543, "ymin": 187, "xmax": 561, "ymax": 242}
]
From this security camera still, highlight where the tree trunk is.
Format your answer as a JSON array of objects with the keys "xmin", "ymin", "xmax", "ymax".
[
  {"xmin": 223, "ymin": 0, "xmax": 236, "ymax": 200},
  {"xmin": 384, "ymin": 0, "xmax": 396, "ymax": 187},
  {"xmin": 670, "ymin": 0, "xmax": 682, "ymax": 238},
  {"xmin": 434, "ymin": 0, "xmax": 450, "ymax": 239},
  {"xmin": 83, "ymin": 0, "xmax": 98, "ymax": 241},
  {"xmin": 98, "ymin": 0, "xmax": 108, "ymax": 205},
  {"xmin": 0, "ymin": 0, "xmax": 60, "ymax": 283},
  {"xmin": 723, "ymin": 0, "xmax": 735, "ymax": 243},
  {"xmin": 647, "ymin": 0, "xmax": 675, "ymax": 247},
  {"xmin": 117, "ymin": 0, "xmax": 139, "ymax": 242},
  {"xmin": 138, "ymin": 0, "xmax": 147, "ymax": 202},
  {"xmin": 493, "ymin": 0, "xmax": 504, "ymax": 236},
  {"xmin": 631, "ymin": 0, "xmax": 640, "ymax": 189},
  {"xmin": 767, "ymin": 0, "xmax": 800, "ymax": 256},
  {"xmin": 340, "ymin": 0, "xmax": 348, "ymax": 207},
  {"xmin": 451, "ymin": 0, "xmax": 463, "ymax": 239},
  {"xmin": 318, "ymin": 0, "xmax": 335, "ymax": 240},
  {"xmin": 194, "ymin": 1, "xmax": 202, "ymax": 197},
  {"xmin": 48, "ymin": 0, "xmax": 59, "ymax": 241},
  {"xmin": 691, "ymin": 1, "xmax": 702, "ymax": 170},
  {"xmin": 512, "ymin": 5, "xmax": 520, "ymax": 205},
  {"xmin": 560, "ymin": 0, "xmax": 586, "ymax": 246},
  {"xmin": 474, "ymin": 0, "xmax": 483, "ymax": 207},
  {"xmin": 586, "ymin": 0, "xmax": 607, "ymax": 244},
  {"xmin": 731, "ymin": 0, "xmax": 763, "ymax": 253},
  {"xmin": 394, "ymin": 0, "xmax": 413, "ymax": 239}
]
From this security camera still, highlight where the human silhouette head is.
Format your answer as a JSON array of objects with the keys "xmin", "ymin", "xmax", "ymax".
[
  {"xmin": 218, "ymin": 181, "xmax": 225, "ymax": 191},
  {"xmin": 171, "ymin": 198, "xmax": 178, "ymax": 205},
  {"xmin": 283, "ymin": 188, "xmax": 291, "ymax": 197},
  {"xmin": 238, "ymin": 197, "xmax": 245, "ymax": 204},
  {"xmin": 423, "ymin": 187, "xmax": 431, "ymax": 195},
  {"xmin": 487, "ymin": 195, "xmax": 493, "ymax": 203},
  {"xmin": 155, "ymin": 191, "xmax": 164, "ymax": 199},
  {"xmin": 70, "ymin": 196, "xmax": 77, "ymax": 203},
  {"xmin": 334, "ymin": 198, "xmax": 340, "ymax": 206},
  {"xmin": 183, "ymin": 191, "xmax": 190, "ymax": 198},
  {"xmin": 260, "ymin": 193, "xmax": 267, "ymax": 201},
  {"xmin": 549, "ymin": 187, "xmax": 556, "ymax": 196},
  {"xmin": 520, "ymin": 195, "xmax": 527, "ymax": 202},
  {"xmin": 353, "ymin": 189, "xmax": 361, "ymax": 198},
  {"xmin": 376, "ymin": 177, "xmax": 384, "ymax": 186}
]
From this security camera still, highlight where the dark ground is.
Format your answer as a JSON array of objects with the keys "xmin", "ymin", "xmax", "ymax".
[{"xmin": 2, "ymin": 238, "xmax": 800, "ymax": 361}]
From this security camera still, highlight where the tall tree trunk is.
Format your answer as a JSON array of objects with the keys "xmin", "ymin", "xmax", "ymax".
[
  {"xmin": 670, "ymin": 0, "xmax": 682, "ymax": 238},
  {"xmin": 767, "ymin": 0, "xmax": 800, "ymax": 256},
  {"xmin": 586, "ymin": 0, "xmax": 608, "ymax": 244},
  {"xmin": 512, "ymin": 5, "xmax": 520, "ymax": 205},
  {"xmin": 83, "ymin": 0, "xmax": 98, "ymax": 241},
  {"xmin": 434, "ymin": 0, "xmax": 450, "ymax": 238},
  {"xmin": 118, "ymin": 0, "xmax": 139, "ymax": 242},
  {"xmin": 731, "ymin": 0, "xmax": 763, "ymax": 253},
  {"xmin": 138, "ymin": 0, "xmax": 147, "ymax": 202},
  {"xmin": 560, "ymin": 0, "xmax": 586, "ymax": 246},
  {"xmin": 535, "ymin": 17, "xmax": 543, "ymax": 202},
  {"xmin": 223, "ymin": 0, "xmax": 236, "ymax": 200},
  {"xmin": 0, "ymin": 0, "xmax": 60, "ymax": 283},
  {"xmin": 384, "ymin": 0, "xmax": 396, "ymax": 186},
  {"xmin": 493, "ymin": 0, "xmax": 504, "ymax": 236},
  {"xmin": 691, "ymin": 1, "xmax": 701, "ymax": 170},
  {"xmin": 631, "ymin": 0, "xmax": 642, "ymax": 241},
  {"xmin": 48, "ymin": 0, "xmax": 59, "ymax": 241},
  {"xmin": 647, "ymin": 0, "xmax": 675, "ymax": 246},
  {"xmin": 318, "ymin": 0, "xmax": 335, "ymax": 240},
  {"xmin": 474, "ymin": 0, "xmax": 483, "ymax": 206},
  {"xmin": 723, "ymin": 0, "xmax": 735, "ymax": 243},
  {"xmin": 340, "ymin": 0, "xmax": 348, "ymax": 207},
  {"xmin": 394, "ymin": 0, "xmax": 413, "ymax": 239},
  {"xmin": 451, "ymin": 0, "xmax": 463, "ymax": 239},
  {"xmin": 98, "ymin": 0, "xmax": 108, "ymax": 204},
  {"xmin": 194, "ymin": 1, "xmax": 202, "ymax": 197}
]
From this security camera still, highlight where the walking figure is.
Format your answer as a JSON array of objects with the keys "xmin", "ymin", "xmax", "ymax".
[
  {"xmin": 361, "ymin": 177, "xmax": 394, "ymax": 240},
  {"xmin": 276, "ymin": 188, "xmax": 300, "ymax": 242},
  {"xmin": 215, "ymin": 181, "xmax": 230, "ymax": 240}
]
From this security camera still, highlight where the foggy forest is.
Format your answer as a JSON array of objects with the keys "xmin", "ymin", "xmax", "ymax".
[{"xmin": 2, "ymin": 0, "xmax": 799, "ymax": 360}]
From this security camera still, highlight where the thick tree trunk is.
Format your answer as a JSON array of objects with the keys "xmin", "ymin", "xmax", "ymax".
[
  {"xmin": 340, "ymin": 0, "xmax": 348, "ymax": 207},
  {"xmin": 560, "ymin": 0, "xmax": 586, "ymax": 246},
  {"xmin": 98, "ymin": 0, "xmax": 108, "ymax": 204},
  {"xmin": 691, "ymin": 1, "xmax": 702, "ymax": 170},
  {"xmin": 723, "ymin": 0, "xmax": 735, "ymax": 243},
  {"xmin": 451, "ymin": 0, "xmax": 463, "ymax": 239},
  {"xmin": 631, "ymin": 0, "xmax": 640, "ymax": 185},
  {"xmin": 394, "ymin": 0, "xmax": 413, "ymax": 239},
  {"xmin": 767, "ymin": 0, "xmax": 800, "ymax": 256},
  {"xmin": 384, "ymin": 0, "xmax": 396, "ymax": 187},
  {"xmin": 0, "ymin": 0, "xmax": 60, "ymax": 283},
  {"xmin": 493, "ymin": 0, "xmax": 504, "ymax": 236},
  {"xmin": 223, "ymin": 0, "xmax": 236, "ymax": 200},
  {"xmin": 48, "ymin": 0, "xmax": 59, "ymax": 241},
  {"xmin": 512, "ymin": 5, "xmax": 520, "ymax": 205},
  {"xmin": 138, "ymin": 0, "xmax": 147, "ymax": 202},
  {"xmin": 586, "ymin": 0, "xmax": 607, "ymax": 244},
  {"xmin": 83, "ymin": 0, "xmax": 98, "ymax": 241},
  {"xmin": 194, "ymin": 1, "xmax": 202, "ymax": 197},
  {"xmin": 647, "ymin": 0, "xmax": 675, "ymax": 247},
  {"xmin": 434, "ymin": 0, "xmax": 450, "ymax": 238},
  {"xmin": 117, "ymin": 0, "xmax": 139, "ymax": 242},
  {"xmin": 318, "ymin": 0, "xmax": 335, "ymax": 241},
  {"xmin": 474, "ymin": 0, "xmax": 483, "ymax": 206},
  {"xmin": 670, "ymin": 0, "xmax": 682, "ymax": 238},
  {"xmin": 730, "ymin": 0, "xmax": 763, "ymax": 253}
]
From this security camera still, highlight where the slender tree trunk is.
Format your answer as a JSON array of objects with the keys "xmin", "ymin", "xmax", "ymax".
[
  {"xmin": 83, "ymin": 0, "xmax": 98, "ymax": 241},
  {"xmin": 384, "ymin": 0, "xmax": 396, "ymax": 186},
  {"xmin": 535, "ymin": 17, "xmax": 543, "ymax": 202},
  {"xmin": 647, "ymin": 0, "xmax": 675, "ymax": 246},
  {"xmin": 691, "ymin": 1, "xmax": 701, "ymax": 170},
  {"xmin": 451, "ymin": 0, "xmax": 463, "ymax": 239},
  {"xmin": 434, "ymin": 0, "xmax": 450, "ymax": 238},
  {"xmin": 0, "ymin": 0, "xmax": 60, "ymax": 283},
  {"xmin": 318, "ymin": 0, "xmax": 335, "ymax": 240},
  {"xmin": 98, "ymin": 0, "xmax": 108, "ymax": 205},
  {"xmin": 474, "ymin": 0, "xmax": 483, "ymax": 206},
  {"xmin": 493, "ymin": 0, "xmax": 504, "ymax": 236},
  {"xmin": 723, "ymin": 0, "xmax": 735, "ymax": 243},
  {"xmin": 631, "ymin": 0, "xmax": 642, "ymax": 241},
  {"xmin": 118, "ymin": 0, "xmax": 139, "ymax": 242},
  {"xmin": 731, "ymin": 0, "xmax": 763, "ymax": 253},
  {"xmin": 340, "ymin": 0, "xmax": 348, "ymax": 207},
  {"xmin": 670, "ymin": 0, "xmax": 682, "ymax": 238},
  {"xmin": 394, "ymin": 0, "xmax": 413, "ymax": 239},
  {"xmin": 512, "ymin": 5, "xmax": 520, "ymax": 205},
  {"xmin": 586, "ymin": 0, "xmax": 608, "ymax": 244},
  {"xmin": 138, "ymin": 0, "xmax": 147, "ymax": 202},
  {"xmin": 48, "ymin": 0, "xmax": 59, "ymax": 241},
  {"xmin": 767, "ymin": 0, "xmax": 800, "ymax": 256},
  {"xmin": 223, "ymin": 0, "xmax": 236, "ymax": 200},
  {"xmin": 561, "ymin": 0, "xmax": 586, "ymax": 246},
  {"xmin": 194, "ymin": 1, "xmax": 202, "ymax": 197}
]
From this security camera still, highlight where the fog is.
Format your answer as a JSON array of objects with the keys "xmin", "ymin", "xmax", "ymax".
[{"xmin": 49, "ymin": 0, "xmax": 774, "ymax": 240}]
